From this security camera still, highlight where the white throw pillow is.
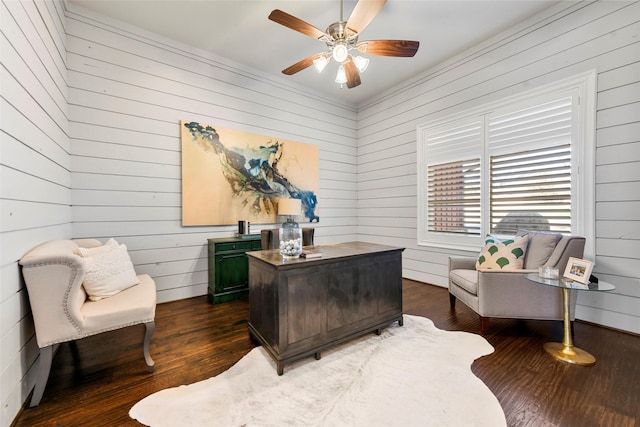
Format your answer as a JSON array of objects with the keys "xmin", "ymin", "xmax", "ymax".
[
  {"xmin": 475, "ymin": 234, "xmax": 529, "ymax": 271},
  {"xmin": 77, "ymin": 239, "xmax": 140, "ymax": 301}
]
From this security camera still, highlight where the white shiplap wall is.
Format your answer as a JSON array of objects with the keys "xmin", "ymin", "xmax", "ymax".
[
  {"xmin": 65, "ymin": 3, "xmax": 359, "ymax": 303},
  {"xmin": 356, "ymin": 1, "xmax": 640, "ymax": 334},
  {"xmin": 1, "ymin": 0, "xmax": 358, "ymax": 422},
  {"xmin": 1, "ymin": 0, "xmax": 70, "ymax": 423},
  {"xmin": 2, "ymin": 0, "xmax": 638, "ymax": 423}
]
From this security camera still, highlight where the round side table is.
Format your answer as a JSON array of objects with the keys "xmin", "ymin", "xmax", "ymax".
[{"xmin": 525, "ymin": 274, "xmax": 615, "ymax": 366}]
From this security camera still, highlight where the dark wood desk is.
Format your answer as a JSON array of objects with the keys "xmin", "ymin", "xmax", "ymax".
[{"xmin": 247, "ymin": 241, "xmax": 404, "ymax": 375}]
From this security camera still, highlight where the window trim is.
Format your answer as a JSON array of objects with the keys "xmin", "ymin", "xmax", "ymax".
[{"xmin": 417, "ymin": 71, "xmax": 596, "ymax": 259}]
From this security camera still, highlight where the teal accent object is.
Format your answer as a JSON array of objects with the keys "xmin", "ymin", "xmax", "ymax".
[
  {"xmin": 512, "ymin": 247, "xmax": 525, "ymax": 259},
  {"xmin": 496, "ymin": 257, "xmax": 510, "ymax": 268}
]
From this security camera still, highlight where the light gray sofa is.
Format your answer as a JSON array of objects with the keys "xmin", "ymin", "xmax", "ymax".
[
  {"xmin": 19, "ymin": 239, "xmax": 156, "ymax": 407},
  {"xmin": 448, "ymin": 233, "xmax": 586, "ymax": 334}
]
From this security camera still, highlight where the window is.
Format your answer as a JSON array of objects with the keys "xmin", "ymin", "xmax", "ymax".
[{"xmin": 417, "ymin": 72, "xmax": 595, "ymax": 257}]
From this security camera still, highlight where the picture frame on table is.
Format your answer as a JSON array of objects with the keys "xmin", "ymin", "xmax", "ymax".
[{"xmin": 563, "ymin": 257, "xmax": 593, "ymax": 284}]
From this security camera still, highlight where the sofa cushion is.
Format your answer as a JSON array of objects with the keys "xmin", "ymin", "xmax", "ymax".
[
  {"xmin": 77, "ymin": 239, "xmax": 140, "ymax": 301},
  {"xmin": 517, "ymin": 230, "xmax": 562, "ymax": 268},
  {"xmin": 81, "ymin": 274, "xmax": 156, "ymax": 333},
  {"xmin": 449, "ymin": 269, "xmax": 479, "ymax": 295},
  {"xmin": 475, "ymin": 234, "xmax": 528, "ymax": 271}
]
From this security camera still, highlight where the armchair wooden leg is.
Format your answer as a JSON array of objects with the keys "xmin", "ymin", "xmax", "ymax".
[
  {"xmin": 449, "ymin": 293, "xmax": 456, "ymax": 308},
  {"xmin": 30, "ymin": 345, "xmax": 53, "ymax": 407},
  {"xmin": 143, "ymin": 321, "xmax": 155, "ymax": 372},
  {"xmin": 479, "ymin": 316, "xmax": 490, "ymax": 335}
]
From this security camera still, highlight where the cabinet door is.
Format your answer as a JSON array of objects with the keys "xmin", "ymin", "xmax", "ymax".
[{"xmin": 215, "ymin": 252, "xmax": 249, "ymax": 294}]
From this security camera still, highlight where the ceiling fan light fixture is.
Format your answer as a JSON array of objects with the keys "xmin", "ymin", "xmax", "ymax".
[
  {"xmin": 313, "ymin": 54, "xmax": 330, "ymax": 73},
  {"xmin": 353, "ymin": 55, "xmax": 369, "ymax": 73},
  {"xmin": 269, "ymin": 0, "xmax": 420, "ymax": 90},
  {"xmin": 335, "ymin": 65, "xmax": 347, "ymax": 84},
  {"xmin": 332, "ymin": 42, "xmax": 349, "ymax": 63}
]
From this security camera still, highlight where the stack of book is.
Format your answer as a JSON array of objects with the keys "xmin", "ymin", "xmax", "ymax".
[{"xmin": 300, "ymin": 250, "xmax": 322, "ymax": 259}]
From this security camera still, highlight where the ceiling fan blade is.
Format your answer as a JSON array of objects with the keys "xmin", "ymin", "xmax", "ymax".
[
  {"xmin": 346, "ymin": 0, "xmax": 386, "ymax": 35},
  {"xmin": 344, "ymin": 58, "xmax": 361, "ymax": 89},
  {"xmin": 269, "ymin": 9, "xmax": 328, "ymax": 40},
  {"xmin": 282, "ymin": 53, "xmax": 325, "ymax": 75},
  {"xmin": 356, "ymin": 40, "xmax": 419, "ymax": 57}
]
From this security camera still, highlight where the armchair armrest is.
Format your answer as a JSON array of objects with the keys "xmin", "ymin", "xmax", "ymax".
[
  {"xmin": 19, "ymin": 241, "xmax": 88, "ymax": 347},
  {"xmin": 449, "ymin": 256, "xmax": 477, "ymax": 271}
]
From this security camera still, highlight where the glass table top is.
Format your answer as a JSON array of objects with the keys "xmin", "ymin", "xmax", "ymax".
[{"xmin": 525, "ymin": 274, "xmax": 616, "ymax": 292}]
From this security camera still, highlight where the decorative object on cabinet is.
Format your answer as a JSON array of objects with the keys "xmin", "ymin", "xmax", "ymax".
[
  {"xmin": 207, "ymin": 235, "xmax": 262, "ymax": 304},
  {"xmin": 181, "ymin": 121, "xmax": 320, "ymax": 226},
  {"xmin": 237, "ymin": 220, "xmax": 250, "ymax": 236}
]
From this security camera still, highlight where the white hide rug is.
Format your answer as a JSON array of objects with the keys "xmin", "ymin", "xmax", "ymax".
[{"xmin": 130, "ymin": 315, "xmax": 506, "ymax": 427}]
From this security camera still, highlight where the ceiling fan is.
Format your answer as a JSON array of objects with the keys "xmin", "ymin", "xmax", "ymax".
[{"xmin": 268, "ymin": 0, "xmax": 419, "ymax": 89}]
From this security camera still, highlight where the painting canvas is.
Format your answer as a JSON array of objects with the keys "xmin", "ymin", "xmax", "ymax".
[{"xmin": 180, "ymin": 121, "xmax": 319, "ymax": 226}]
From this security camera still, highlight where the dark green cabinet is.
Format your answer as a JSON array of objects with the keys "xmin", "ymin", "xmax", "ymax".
[{"xmin": 208, "ymin": 236, "xmax": 262, "ymax": 304}]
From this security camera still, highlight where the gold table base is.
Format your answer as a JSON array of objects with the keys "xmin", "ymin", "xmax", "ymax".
[
  {"xmin": 526, "ymin": 273, "xmax": 615, "ymax": 367},
  {"xmin": 543, "ymin": 342, "xmax": 596, "ymax": 366},
  {"xmin": 548, "ymin": 287, "xmax": 596, "ymax": 366}
]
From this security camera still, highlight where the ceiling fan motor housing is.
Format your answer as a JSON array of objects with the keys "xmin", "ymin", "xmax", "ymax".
[{"xmin": 326, "ymin": 21, "xmax": 358, "ymax": 48}]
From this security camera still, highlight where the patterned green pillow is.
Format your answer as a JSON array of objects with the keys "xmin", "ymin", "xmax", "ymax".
[{"xmin": 475, "ymin": 234, "xmax": 529, "ymax": 271}]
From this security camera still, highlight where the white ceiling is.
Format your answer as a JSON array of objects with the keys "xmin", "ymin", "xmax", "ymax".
[{"xmin": 68, "ymin": 0, "xmax": 559, "ymax": 105}]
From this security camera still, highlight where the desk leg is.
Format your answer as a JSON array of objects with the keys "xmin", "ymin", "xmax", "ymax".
[{"xmin": 543, "ymin": 288, "xmax": 595, "ymax": 366}]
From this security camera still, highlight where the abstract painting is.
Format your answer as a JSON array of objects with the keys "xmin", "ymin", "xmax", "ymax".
[{"xmin": 180, "ymin": 121, "xmax": 319, "ymax": 226}]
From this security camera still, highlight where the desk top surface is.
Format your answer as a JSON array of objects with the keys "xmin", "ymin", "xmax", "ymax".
[{"xmin": 247, "ymin": 241, "xmax": 404, "ymax": 268}]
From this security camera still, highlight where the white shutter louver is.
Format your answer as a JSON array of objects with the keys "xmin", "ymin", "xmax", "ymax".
[
  {"xmin": 425, "ymin": 120, "xmax": 482, "ymax": 236},
  {"xmin": 427, "ymin": 159, "xmax": 481, "ymax": 235},
  {"xmin": 488, "ymin": 97, "xmax": 573, "ymax": 234}
]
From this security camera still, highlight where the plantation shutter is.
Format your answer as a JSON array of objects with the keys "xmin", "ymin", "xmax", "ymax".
[
  {"xmin": 425, "ymin": 120, "xmax": 482, "ymax": 236},
  {"xmin": 488, "ymin": 97, "xmax": 573, "ymax": 234}
]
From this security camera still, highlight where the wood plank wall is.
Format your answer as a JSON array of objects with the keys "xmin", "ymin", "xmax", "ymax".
[
  {"xmin": 1, "ymin": 0, "xmax": 357, "ymax": 423},
  {"xmin": 356, "ymin": 1, "xmax": 640, "ymax": 334},
  {"xmin": 1, "ymin": 0, "xmax": 70, "ymax": 423},
  {"xmin": 2, "ymin": 0, "xmax": 638, "ymax": 423},
  {"xmin": 64, "ymin": 4, "xmax": 358, "ymax": 303}
]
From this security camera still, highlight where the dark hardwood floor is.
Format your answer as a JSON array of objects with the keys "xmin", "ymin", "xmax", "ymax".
[{"xmin": 12, "ymin": 280, "xmax": 640, "ymax": 427}]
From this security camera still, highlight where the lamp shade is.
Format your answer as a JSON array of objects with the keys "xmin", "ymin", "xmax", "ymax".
[
  {"xmin": 313, "ymin": 54, "xmax": 330, "ymax": 73},
  {"xmin": 278, "ymin": 198, "xmax": 301, "ymax": 216},
  {"xmin": 353, "ymin": 55, "xmax": 369, "ymax": 73},
  {"xmin": 335, "ymin": 65, "xmax": 347, "ymax": 84}
]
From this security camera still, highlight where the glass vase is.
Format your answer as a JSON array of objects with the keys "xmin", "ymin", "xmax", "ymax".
[{"xmin": 279, "ymin": 227, "xmax": 302, "ymax": 259}]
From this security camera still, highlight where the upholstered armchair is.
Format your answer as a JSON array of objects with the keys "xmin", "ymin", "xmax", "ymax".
[
  {"xmin": 260, "ymin": 228, "xmax": 315, "ymax": 250},
  {"xmin": 448, "ymin": 232, "xmax": 585, "ymax": 334},
  {"xmin": 19, "ymin": 239, "xmax": 156, "ymax": 407}
]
